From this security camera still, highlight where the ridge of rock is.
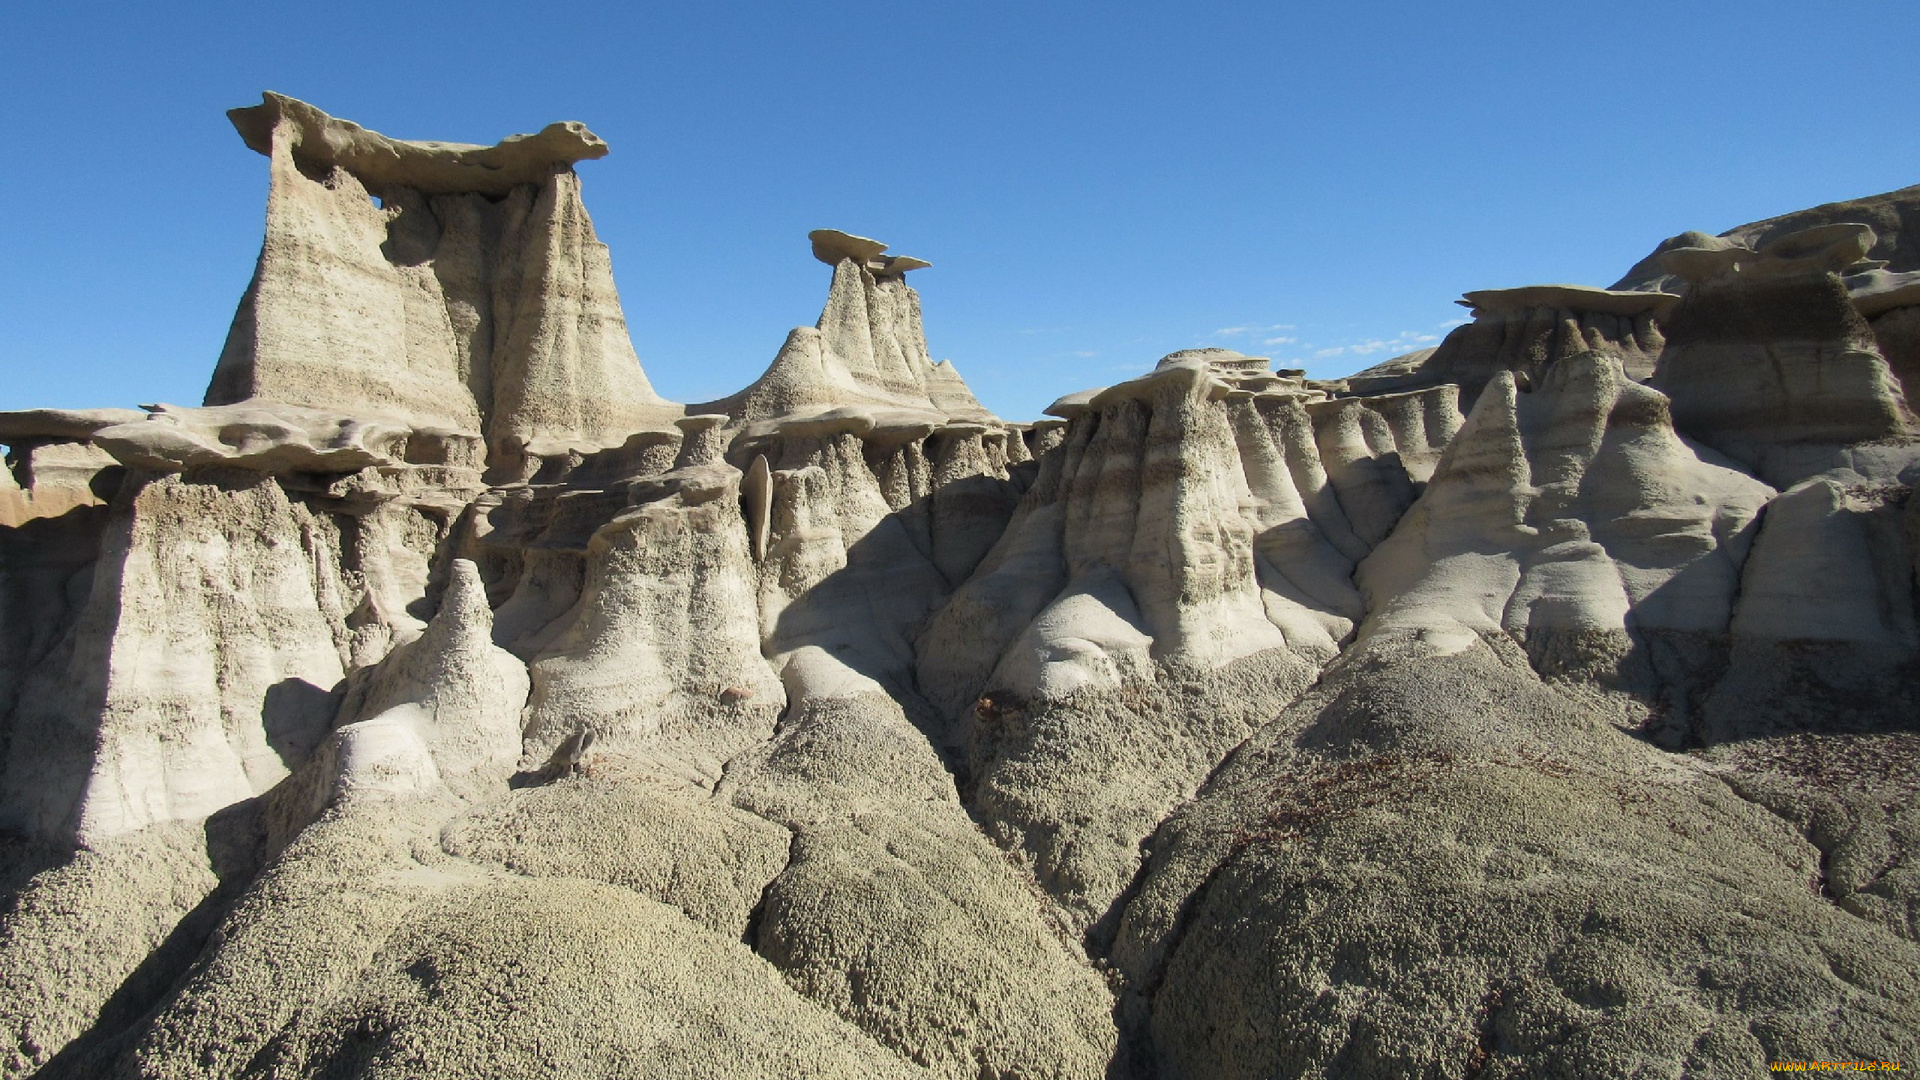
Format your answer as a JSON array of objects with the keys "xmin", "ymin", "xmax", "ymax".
[
  {"xmin": 1616, "ymin": 181, "xmax": 1920, "ymax": 291},
  {"xmin": 1, "ymin": 106, "xmax": 1917, "ymax": 1080},
  {"xmin": 1351, "ymin": 283, "xmax": 1669, "ymax": 408}
]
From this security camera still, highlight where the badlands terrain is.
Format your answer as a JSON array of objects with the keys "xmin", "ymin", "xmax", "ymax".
[{"xmin": 0, "ymin": 94, "xmax": 1916, "ymax": 1078}]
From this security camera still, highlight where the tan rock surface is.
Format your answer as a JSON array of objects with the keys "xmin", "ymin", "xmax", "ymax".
[
  {"xmin": 2, "ymin": 101, "xmax": 1918, "ymax": 1080},
  {"xmin": 229, "ymin": 92, "xmax": 610, "ymax": 198},
  {"xmin": 208, "ymin": 93, "xmax": 680, "ymax": 474}
]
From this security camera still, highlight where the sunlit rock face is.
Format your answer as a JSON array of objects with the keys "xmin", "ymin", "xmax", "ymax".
[
  {"xmin": 207, "ymin": 92, "xmax": 682, "ymax": 478},
  {"xmin": 0, "ymin": 96, "xmax": 1916, "ymax": 1080}
]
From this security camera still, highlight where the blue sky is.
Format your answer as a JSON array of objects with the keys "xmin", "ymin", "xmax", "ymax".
[{"xmin": 2, "ymin": 1, "xmax": 1914, "ymax": 419}]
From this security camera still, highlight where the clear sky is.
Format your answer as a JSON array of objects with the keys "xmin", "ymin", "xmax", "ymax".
[{"xmin": 2, "ymin": 1, "xmax": 1914, "ymax": 420}]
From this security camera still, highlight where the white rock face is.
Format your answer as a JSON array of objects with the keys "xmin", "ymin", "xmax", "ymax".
[
  {"xmin": 1, "ymin": 102, "xmax": 1918, "ymax": 1080},
  {"xmin": 2, "ymin": 472, "xmax": 346, "ymax": 845},
  {"xmin": 0, "ymin": 459, "xmax": 484, "ymax": 849},
  {"xmin": 278, "ymin": 559, "xmax": 528, "ymax": 826},
  {"xmin": 513, "ymin": 462, "xmax": 784, "ymax": 785},
  {"xmin": 1359, "ymin": 354, "xmax": 1773, "ymax": 655},
  {"xmin": 911, "ymin": 349, "xmax": 1458, "ymax": 934},
  {"xmin": 208, "ymin": 93, "xmax": 681, "ymax": 473}
]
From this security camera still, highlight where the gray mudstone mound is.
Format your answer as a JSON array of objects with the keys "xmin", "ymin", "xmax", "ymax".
[{"xmin": 0, "ymin": 99, "xmax": 1917, "ymax": 1080}]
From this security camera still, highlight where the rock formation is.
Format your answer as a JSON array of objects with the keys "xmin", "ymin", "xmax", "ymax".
[
  {"xmin": 208, "ymin": 93, "xmax": 681, "ymax": 478},
  {"xmin": 1615, "ymin": 183, "xmax": 1920, "ymax": 292},
  {"xmin": 1345, "ymin": 285, "xmax": 1674, "ymax": 409},
  {"xmin": 694, "ymin": 229, "xmax": 997, "ymax": 429},
  {"xmin": 0, "ymin": 96, "xmax": 1916, "ymax": 1079}
]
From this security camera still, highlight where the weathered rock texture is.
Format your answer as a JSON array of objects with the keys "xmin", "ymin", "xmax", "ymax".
[
  {"xmin": 1347, "ymin": 286, "xmax": 1673, "ymax": 409},
  {"xmin": 209, "ymin": 93, "xmax": 681, "ymax": 476},
  {"xmin": 695, "ymin": 229, "xmax": 997, "ymax": 430},
  {"xmin": 0, "ymin": 99, "xmax": 1917, "ymax": 1080},
  {"xmin": 1616, "ymin": 182, "xmax": 1920, "ymax": 292}
]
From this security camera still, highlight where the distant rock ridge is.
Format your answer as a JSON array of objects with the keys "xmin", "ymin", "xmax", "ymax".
[
  {"xmin": 1614, "ymin": 181, "xmax": 1920, "ymax": 292},
  {"xmin": 1342, "ymin": 285, "xmax": 1673, "ymax": 407},
  {"xmin": 1349, "ymin": 209, "xmax": 1920, "ymax": 420},
  {"xmin": 0, "ymin": 99, "xmax": 1916, "ymax": 1080}
]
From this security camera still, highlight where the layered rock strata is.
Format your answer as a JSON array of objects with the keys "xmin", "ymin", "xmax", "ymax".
[
  {"xmin": 209, "ymin": 93, "xmax": 681, "ymax": 475},
  {"xmin": 913, "ymin": 347, "xmax": 1459, "ymax": 936},
  {"xmin": 1647, "ymin": 222, "xmax": 1920, "ymax": 487},
  {"xmin": 1347, "ymin": 285, "xmax": 1674, "ymax": 408},
  {"xmin": 0, "ymin": 99, "xmax": 1917, "ymax": 1080},
  {"xmin": 696, "ymin": 228, "xmax": 997, "ymax": 430}
]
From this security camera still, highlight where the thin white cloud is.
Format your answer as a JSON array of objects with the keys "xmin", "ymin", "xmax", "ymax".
[
  {"xmin": 1212, "ymin": 322, "xmax": 1295, "ymax": 338},
  {"xmin": 1304, "ymin": 329, "xmax": 1443, "ymax": 363},
  {"xmin": 1262, "ymin": 335, "xmax": 1297, "ymax": 346}
]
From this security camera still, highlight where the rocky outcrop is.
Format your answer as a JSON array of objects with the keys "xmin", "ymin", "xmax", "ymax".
[
  {"xmin": 208, "ymin": 93, "xmax": 681, "ymax": 474},
  {"xmin": 1616, "ymin": 181, "xmax": 1920, "ymax": 292},
  {"xmin": 1842, "ymin": 265, "xmax": 1920, "ymax": 423},
  {"xmin": 913, "ymin": 349, "xmax": 1459, "ymax": 937},
  {"xmin": 0, "ymin": 411, "xmax": 142, "ymax": 526},
  {"xmin": 227, "ymin": 91, "xmax": 610, "ymax": 197},
  {"xmin": 0, "ymin": 460, "xmax": 473, "ymax": 850},
  {"xmin": 272, "ymin": 558, "xmax": 528, "ymax": 830},
  {"xmin": 1093, "ymin": 343, "xmax": 1917, "ymax": 1077},
  {"xmin": 697, "ymin": 229, "xmax": 998, "ymax": 430},
  {"xmin": 2, "ymin": 97, "xmax": 1918, "ymax": 1080},
  {"xmin": 1359, "ymin": 285, "xmax": 1673, "ymax": 409},
  {"xmin": 1360, "ymin": 353, "xmax": 1772, "ymax": 660},
  {"xmin": 1649, "ymin": 222, "xmax": 1919, "ymax": 487}
]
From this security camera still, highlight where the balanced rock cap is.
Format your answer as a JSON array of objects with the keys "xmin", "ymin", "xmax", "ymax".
[
  {"xmin": 808, "ymin": 229, "xmax": 931, "ymax": 275},
  {"xmin": 1457, "ymin": 284, "xmax": 1679, "ymax": 316},
  {"xmin": 228, "ymin": 91, "xmax": 609, "ymax": 197}
]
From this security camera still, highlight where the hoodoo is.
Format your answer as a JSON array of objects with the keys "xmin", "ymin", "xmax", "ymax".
[
  {"xmin": 0, "ymin": 96, "xmax": 1915, "ymax": 1079},
  {"xmin": 207, "ymin": 92, "xmax": 682, "ymax": 477},
  {"xmin": 696, "ymin": 228, "xmax": 997, "ymax": 428}
]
